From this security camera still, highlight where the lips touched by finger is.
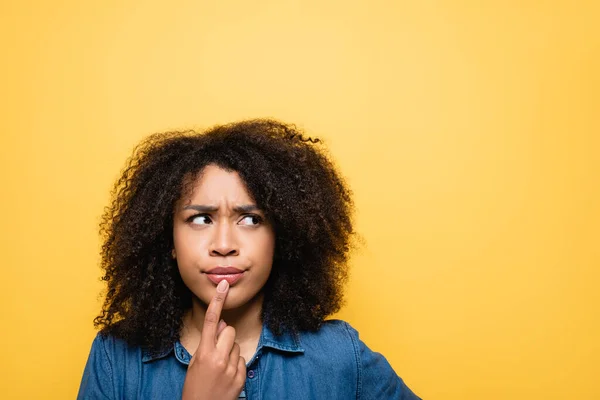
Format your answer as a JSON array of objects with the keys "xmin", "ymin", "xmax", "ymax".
[{"xmin": 205, "ymin": 267, "xmax": 245, "ymax": 286}]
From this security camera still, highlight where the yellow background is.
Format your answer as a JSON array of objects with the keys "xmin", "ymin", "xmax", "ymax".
[{"xmin": 1, "ymin": 1, "xmax": 598, "ymax": 399}]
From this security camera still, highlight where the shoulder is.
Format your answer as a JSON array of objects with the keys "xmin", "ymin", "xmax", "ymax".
[
  {"xmin": 295, "ymin": 319, "xmax": 363, "ymax": 374},
  {"xmin": 302, "ymin": 318, "xmax": 358, "ymax": 337},
  {"xmin": 88, "ymin": 331, "xmax": 149, "ymax": 367},
  {"xmin": 300, "ymin": 320, "xmax": 422, "ymax": 400},
  {"xmin": 299, "ymin": 319, "xmax": 388, "ymax": 365},
  {"xmin": 91, "ymin": 332, "xmax": 135, "ymax": 354},
  {"xmin": 298, "ymin": 319, "xmax": 359, "ymax": 349},
  {"xmin": 78, "ymin": 332, "xmax": 157, "ymax": 399},
  {"xmin": 78, "ymin": 333, "xmax": 132, "ymax": 399}
]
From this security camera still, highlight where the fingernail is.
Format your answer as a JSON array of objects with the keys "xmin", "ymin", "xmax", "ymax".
[{"xmin": 217, "ymin": 279, "xmax": 228, "ymax": 292}]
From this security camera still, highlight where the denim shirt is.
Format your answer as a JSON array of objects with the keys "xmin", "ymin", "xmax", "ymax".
[{"xmin": 77, "ymin": 319, "xmax": 421, "ymax": 399}]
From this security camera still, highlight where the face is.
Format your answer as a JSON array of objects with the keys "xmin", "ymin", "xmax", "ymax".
[{"xmin": 172, "ymin": 164, "xmax": 275, "ymax": 310}]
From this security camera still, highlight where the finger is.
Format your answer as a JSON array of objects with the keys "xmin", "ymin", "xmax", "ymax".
[
  {"xmin": 215, "ymin": 325, "xmax": 236, "ymax": 357},
  {"xmin": 216, "ymin": 319, "xmax": 227, "ymax": 340},
  {"xmin": 200, "ymin": 279, "xmax": 229, "ymax": 351},
  {"xmin": 229, "ymin": 342, "xmax": 240, "ymax": 366},
  {"xmin": 237, "ymin": 357, "xmax": 247, "ymax": 380},
  {"xmin": 232, "ymin": 357, "xmax": 247, "ymax": 389}
]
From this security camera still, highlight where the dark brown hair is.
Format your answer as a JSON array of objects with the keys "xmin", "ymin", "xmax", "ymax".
[{"xmin": 94, "ymin": 119, "xmax": 356, "ymax": 352}]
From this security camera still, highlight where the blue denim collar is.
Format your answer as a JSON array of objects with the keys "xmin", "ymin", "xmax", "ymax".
[
  {"xmin": 258, "ymin": 323, "xmax": 304, "ymax": 354},
  {"xmin": 142, "ymin": 323, "xmax": 304, "ymax": 363}
]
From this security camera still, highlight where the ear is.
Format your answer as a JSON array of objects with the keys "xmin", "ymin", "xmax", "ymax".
[{"xmin": 171, "ymin": 249, "xmax": 177, "ymax": 259}]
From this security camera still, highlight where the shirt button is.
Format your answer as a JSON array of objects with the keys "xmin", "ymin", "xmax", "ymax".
[{"xmin": 247, "ymin": 370, "xmax": 255, "ymax": 379}]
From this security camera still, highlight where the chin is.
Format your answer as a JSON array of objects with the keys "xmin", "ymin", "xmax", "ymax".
[
  {"xmin": 222, "ymin": 293, "xmax": 254, "ymax": 310},
  {"xmin": 192, "ymin": 283, "xmax": 264, "ymax": 310}
]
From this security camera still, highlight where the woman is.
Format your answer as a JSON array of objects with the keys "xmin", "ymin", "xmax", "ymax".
[{"xmin": 78, "ymin": 119, "xmax": 421, "ymax": 399}]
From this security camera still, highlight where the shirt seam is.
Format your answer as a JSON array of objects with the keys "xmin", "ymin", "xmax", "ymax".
[
  {"xmin": 100, "ymin": 335, "xmax": 115, "ymax": 399},
  {"xmin": 343, "ymin": 322, "xmax": 362, "ymax": 400}
]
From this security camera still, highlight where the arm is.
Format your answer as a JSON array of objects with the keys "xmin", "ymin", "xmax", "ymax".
[
  {"xmin": 344, "ymin": 322, "xmax": 422, "ymax": 400},
  {"xmin": 77, "ymin": 333, "xmax": 114, "ymax": 400}
]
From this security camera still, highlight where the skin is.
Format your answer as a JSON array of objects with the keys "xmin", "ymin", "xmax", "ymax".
[
  {"xmin": 181, "ymin": 280, "xmax": 245, "ymax": 400},
  {"xmin": 173, "ymin": 164, "xmax": 276, "ymax": 398}
]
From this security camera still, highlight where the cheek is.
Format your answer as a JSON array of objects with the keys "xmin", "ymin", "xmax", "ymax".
[
  {"xmin": 173, "ymin": 230, "xmax": 206, "ymax": 286},
  {"xmin": 255, "ymin": 234, "xmax": 276, "ymax": 274},
  {"xmin": 173, "ymin": 227, "xmax": 206, "ymax": 259},
  {"xmin": 174, "ymin": 252, "xmax": 214, "ymax": 304},
  {"xmin": 251, "ymin": 230, "xmax": 275, "ymax": 257}
]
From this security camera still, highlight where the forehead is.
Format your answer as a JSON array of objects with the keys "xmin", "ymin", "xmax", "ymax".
[{"xmin": 181, "ymin": 165, "xmax": 254, "ymax": 205}]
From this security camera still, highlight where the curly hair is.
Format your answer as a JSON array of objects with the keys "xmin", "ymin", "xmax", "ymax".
[{"xmin": 94, "ymin": 119, "xmax": 357, "ymax": 352}]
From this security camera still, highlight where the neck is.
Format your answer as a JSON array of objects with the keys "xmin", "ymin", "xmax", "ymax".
[{"xmin": 182, "ymin": 292, "xmax": 264, "ymax": 346}]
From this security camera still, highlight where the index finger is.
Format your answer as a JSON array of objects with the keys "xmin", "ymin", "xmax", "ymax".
[{"xmin": 201, "ymin": 279, "xmax": 229, "ymax": 350}]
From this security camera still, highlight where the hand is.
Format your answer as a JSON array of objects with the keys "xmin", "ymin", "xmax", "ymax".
[{"xmin": 181, "ymin": 280, "xmax": 246, "ymax": 400}]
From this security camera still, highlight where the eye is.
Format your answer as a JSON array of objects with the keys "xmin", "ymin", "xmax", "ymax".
[
  {"xmin": 239, "ymin": 214, "xmax": 262, "ymax": 226},
  {"xmin": 187, "ymin": 214, "xmax": 212, "ymax": 225}
]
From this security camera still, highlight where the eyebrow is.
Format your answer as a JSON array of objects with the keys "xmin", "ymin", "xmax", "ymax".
[{"xmin": 182, "ymin": 204, "xmax": 260, "ymax": 213}]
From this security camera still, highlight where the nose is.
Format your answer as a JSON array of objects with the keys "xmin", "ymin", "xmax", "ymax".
[{"xmin": 209, "ymin": 221, "xmax": 239, "ymax": 257}]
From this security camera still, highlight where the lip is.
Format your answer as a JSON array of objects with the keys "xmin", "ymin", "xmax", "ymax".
[
  {"xmin": 205, "ymin": 266, "xmax": 245, "ymax": 286},
  {"xmin": 207, "ymin": 267, "xmax": 244, "ymax": 274}
]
